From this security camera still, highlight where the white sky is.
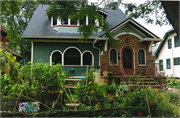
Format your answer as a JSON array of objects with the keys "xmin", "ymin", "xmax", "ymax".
[{"xmin": 88, "ymin": 0, "xmax": 173, "ymax": 39}]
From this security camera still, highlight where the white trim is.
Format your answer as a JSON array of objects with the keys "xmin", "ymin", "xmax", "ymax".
[
  {"xmin": 51, "ymin": 17, "xmax": 53, "ymax": 27},
  {"xmin": 57, "ymin": 18, "xmax": 61, "ymax": 25},
  {"xmin": 114, "ymin": 32, "xmax": 142, "ymax": 40},
  {"xmin": 86, "ymin": 15, "xmax": 88, "ymax": 25},
  {"xmin": 63, "ymin": 46, "xmax": 82, "ymax": 66},
  {"xmin": 50, "ymin": 50, "xmax": 63, "ymax": 66},
  {"xmin": 110, "ymin": 19, "xmax": 158, "ymax": 38},
  {"xmin": 137, "ymin": 48, "xmax": 146, "ymax": 66},
  {"xmin": 92, "ymin": 43, "xmax": 101, "ymax": 67},
  {"xmin": 31, "ymin": 41, "xmax": 33, "ymax": 62},
  {"xmin": 139, "ymin": 38, "xmax": 163, "ymax": 42},
  {"xmin": 68, "ymin": 18, "xmax": 70, "ymax": 25},
  {"xmin": 110, "ymin": 19, "xmax": 130, "ymax": 33},
  {"xmin": 109, "ymin": 48, "xmax": 118, "ymax": 66},
  {"xmin": 82, "ymin": 50, "xmax": 94, "ymax": 66},
  {"xmin": 130, "ymin": 20, "xmax": 156, "ymax": 38},
  {"xmin": 120, "ymin": 45, "xmax": 135, "ymax": 71},
  {"xmin": 104, "ymin": 40, "xmax": 108, "ymax": 52}
]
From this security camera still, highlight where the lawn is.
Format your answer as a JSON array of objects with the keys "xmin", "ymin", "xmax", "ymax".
[{"xmin": 167, "ymin": 78, "xmax": 180, "ymax": 88}]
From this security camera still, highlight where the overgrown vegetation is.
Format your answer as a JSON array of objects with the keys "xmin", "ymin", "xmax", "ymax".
[{"xmin": 167, "ymin": 78, "xmax": 180, "ymax": 88}]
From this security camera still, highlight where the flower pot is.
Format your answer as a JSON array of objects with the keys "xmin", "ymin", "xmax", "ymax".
[{"xmin": 137, "ymin": 111, "xmax": 143, "ymax": 117}]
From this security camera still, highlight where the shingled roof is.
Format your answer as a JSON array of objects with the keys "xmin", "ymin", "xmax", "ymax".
[{"xmin": 22, "ymin": 5, "xmax": 127, "ymax": 38}]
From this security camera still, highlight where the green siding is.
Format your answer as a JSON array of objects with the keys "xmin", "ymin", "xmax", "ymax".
[
  {"xmin": 33, "ymin": 42, "xmax": 99, "ymax": 76},
  {"xmin": 112, "ymin": 24, "xmax": 145, "ymax": 39}
]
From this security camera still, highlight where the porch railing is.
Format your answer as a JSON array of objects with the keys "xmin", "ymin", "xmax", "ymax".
[
  {"xmin": 146, "ymin": 62, "xmax": 163, "ymax": 88},
  {"xmin": 120, "ymin": 63, "xmax": 126, "ymax": 82}
]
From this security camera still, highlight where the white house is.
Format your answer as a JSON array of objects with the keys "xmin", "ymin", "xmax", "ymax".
[{"xmin": 155, "ymin": 28, "xmax": 180, "ymax": 78}]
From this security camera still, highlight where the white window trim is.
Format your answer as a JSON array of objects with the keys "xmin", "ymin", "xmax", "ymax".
[
  {"xmin": 109, "ymin": 48, "xmax": 118, "ymax": 66},
  {"xmin": 50, "ymin": 50, "xmax": 63, "ymax": 66},
  {"xmin": 63, "ymin": 46, "xmax": 82, "ymax": 66},
  {"xmin": 138, "ymin": 48, "xmax": 146, "ymax": 66},
  {"xmin": 82, "ymin": 50, "xmax": 94, "ymax": 66}
]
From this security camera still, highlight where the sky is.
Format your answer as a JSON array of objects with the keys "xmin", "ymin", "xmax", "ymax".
[{"xmin": 88, "ymin": 0, "xmax": 173, "ymax": 39}]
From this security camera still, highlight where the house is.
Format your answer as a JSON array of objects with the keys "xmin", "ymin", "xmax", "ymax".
[
  {"xmin": 22, "ymin": 5, "xmax": 163, "ymax": 83},
  {"xmin": 154, "ymin": 29, "xmax": 180, "ymax": 78}
]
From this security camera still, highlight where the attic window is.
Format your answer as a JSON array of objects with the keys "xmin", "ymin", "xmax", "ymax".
[
  {"xmin": 71, "ymin": 18, "xmax": 77, "ymax": 25},
  {"xmin": 80, "ymin": 16, "xmax": 86, "ymax": 25},
  {"xmin": 61, "ymin": 18, "xmax": 68, "ymax": 25}
]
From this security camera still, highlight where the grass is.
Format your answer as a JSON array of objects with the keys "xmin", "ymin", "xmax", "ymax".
[{"xmin": 167, "ymin": 78, "xmax": 180, "ymax": 88}]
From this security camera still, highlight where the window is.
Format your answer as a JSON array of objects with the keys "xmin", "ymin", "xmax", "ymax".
[
  {"xmin": 166, "ymin": 59, "xmax": 171, "ymax": 69},
  {"xmin": 88, "ymin": 18, "xmax": 95, "ymax": 25},
  {"xmin": 71, "ymin": 18, "xmax": 77, "ymax": 25},
  {"xmin": 168, "ymin": 39, "xmax": 171, "ymax": 49},
  {"xmin": 61, "ymin": 18, "xmax": 68, "ymax": 24},
  {"xmin": 80, "ymin": 16, "xmax": 86, "ymax": 25},
  {"xmin": 138, "ymin": 49, "xmax": 145, "ymax": 65},
  {"xmin": 110, "ymin": 49, "xmax": 117, "ymax": 64},
  {"xmin": 64, "ymin": 48, "xmax": 81, "ymax": 65},
  {"xmin": 174, "ymin": 35, "xmax": 180, "ymax": 47},
  {"xmin": 52, "ymin": 51, "xmax": 62, "ymax": 65},
  {"xmin": 83, "ymin": 52, "xmax": 93, "ymax": 65},
  {"xmin": 159, "ymin": 60, "xmax": 163, "ymax": 71},
  {"xmin": 53, "ymin": 17, "xmax": 57, "ymax": 25},
  {"xmin": 174, "ymin": 57, "xmax": 180, "ymax": 65}
]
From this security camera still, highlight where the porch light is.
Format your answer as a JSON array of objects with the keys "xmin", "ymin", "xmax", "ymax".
[
  {"xmin": 71, "ymin": 68, "xmax": 74, "ymax": 72},
  {"xmin": 126, "ymin": 38, "xmax": 129, "ymax": 42}
]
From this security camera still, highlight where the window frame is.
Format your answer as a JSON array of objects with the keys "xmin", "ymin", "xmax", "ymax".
[
  {"xmin": 159, "ymin": 60, "xmax": 163, "ymax": 71},
  {"xmin": 82, "ymin": 50, "xmax": 94, "ymax": 66},
  {"xmin": 166, "ymin": 59, "xmax": 171, "ymax": 69},
  {"xmin": 138, "ymin": 48, "xmax": 146, "ymax": 66},
  {"xmin": 174, "ymin": 35, "xmax": 180, "ymax": 47},
  {"xmin": 109, "ymin": 48, "xmax": 118, "ymax": 66},
  {"xmin": 174, "ymin": 57, "xmax": 180, "ymax": 65},
  {"xmin": 168, "ymin": 39, "xmax": 171, "ymax": 49},
  {"xmin": 50, "ymin": 50, "xmax": 63, "ymax": 66}
]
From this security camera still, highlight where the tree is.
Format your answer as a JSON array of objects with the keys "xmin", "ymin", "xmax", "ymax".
[
  {"xmin": 123, "ymin": 0, "xmax": 179, "ymax": 38},
  {"xmin": 1, "ymin": 0, "xmax": 179, "ymax": 58},
  {"xmin": 1, "ymin": 1, "xmax": 39, "ymax": 62}
]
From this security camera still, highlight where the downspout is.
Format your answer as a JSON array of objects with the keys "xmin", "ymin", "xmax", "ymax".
[
  {"xmin": 92, "ymin": 39, "xmax": 101, "ymax": 69},
  {"xmin": 171, "ymin": 35, "xmax": 174, "ymax": 77}
]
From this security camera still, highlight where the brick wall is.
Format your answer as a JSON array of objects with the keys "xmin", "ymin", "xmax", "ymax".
[{"xmin": 100, "ymin": 34, "xmax": 155, "ymax": 76}]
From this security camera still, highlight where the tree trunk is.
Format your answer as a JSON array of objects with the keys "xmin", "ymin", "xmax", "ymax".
[{"xmin": 161, "ymin": 1, "xmax": 179, "ymax": 39}]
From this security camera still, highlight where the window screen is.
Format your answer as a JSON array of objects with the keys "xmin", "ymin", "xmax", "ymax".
[
  {"xmin": 83, "ymin": 52, "xmax": 92, "ymax": 65},
  {"xmin": 64, "ymin": 48, "xmax": 81, "ymax": 65},
  {"xmin": 52, "ymin": 52, "xmax": 62, "ymax": 65},
  {"xmin": 138, "ymin": 49, "xmax": 145, "ymax": 64},
  {"xmin": 110, "ymin": 49, "xmax": 117, "ymax": 64}
]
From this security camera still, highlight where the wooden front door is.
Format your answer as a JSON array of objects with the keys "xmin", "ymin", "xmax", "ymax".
[{"xmin": 122, "ymin": 46, "xmax": 134, "ymax": 74}]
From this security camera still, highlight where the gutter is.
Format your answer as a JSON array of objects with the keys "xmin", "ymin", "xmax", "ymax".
[{"xmin": 22, "ymin": 36, "xmax": 105, "ymax": 39}]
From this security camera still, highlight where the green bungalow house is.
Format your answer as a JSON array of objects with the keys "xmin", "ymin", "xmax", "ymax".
[{"xmin": 22, "ymin": 5, "xmax": 163, "ymax": 84}]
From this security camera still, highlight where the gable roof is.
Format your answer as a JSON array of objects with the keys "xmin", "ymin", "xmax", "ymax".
[
  {"xmin": 22, "ymin": 5, "xmax": 127, "ymax": 39},
  {"xmin": 154, "ymin": 28, "xmax": 175, "ymax": 58}
]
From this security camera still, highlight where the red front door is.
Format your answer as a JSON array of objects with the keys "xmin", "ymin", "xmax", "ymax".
[{"xmin": 122, "ymin": 46, "xmax": 134, "ymax": 74}]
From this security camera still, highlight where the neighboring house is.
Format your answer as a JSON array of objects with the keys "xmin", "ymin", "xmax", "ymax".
[
  {"xmin": 155, "ymin": 29, "xmax": 180, "ymax": 78},
  {"xmin": 22, "ymin": 5, "xmax": 163, "ymax": 79},
  {"xmin": 1, "ymin": 26, "xmax": 23, "ymax": 69}
]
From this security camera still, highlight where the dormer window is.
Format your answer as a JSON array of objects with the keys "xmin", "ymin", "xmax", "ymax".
[
  {"xmin": 71, "ymin": 18, "xmax": 77, "ymax": 25},
  {"xmin": 61, "ymin": 18, "xmax": 68, "ymax": 25},
  {"xmin": 53, "ymin": 17, "xmax": 57, "ymax": 25},
  {"xmin": 80, "ymin": 16, "xmax": 86, "ymax": 25}
]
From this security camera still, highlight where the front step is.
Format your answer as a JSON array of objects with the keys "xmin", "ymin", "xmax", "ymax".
[{"xmin": 101, "ymin": 75, "xmax": 162, "ymax": 88}]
